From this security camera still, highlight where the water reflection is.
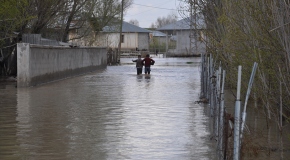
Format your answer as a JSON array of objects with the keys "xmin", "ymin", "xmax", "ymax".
[
  {"xmin": 224, "ymin": 90, "xmax": 290, "ymax": 159},
  {"xmin": 1, "ymin": 58, "xmax": 216, "ymax": 159},
  {"xmin": 0, "ymin": 84, "xmax": 19, "ymax": 159}
]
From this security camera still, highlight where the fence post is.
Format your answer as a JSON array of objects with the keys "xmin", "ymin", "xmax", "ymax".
[
  {"xmin": 210, "ymin": 55, "xmax": 214, "ymax": 117},
  {"xmin": 218, "ymin": 70, "xmax": 226, "ymax": 159},
  {"xmin": 234, "ymin": 65, "xmax": 242, "ymax": 160},
  {"xmin": 241, "ymin": 62, "xmax": 258, "ymax": 139},
  {"xmin": 215, "ymin": 66, "xmax": 222, "ymax": 139},
  {"xmin": 207, "ymin": 57, "xmax": 210, "ymax": 100},
  {"xmin": 204, "ymin": 54, "xmax": 207, "ymax": 98},
  {"xmin": 200, "ymin": 53, "xmax": 205, "ymax": 98}
]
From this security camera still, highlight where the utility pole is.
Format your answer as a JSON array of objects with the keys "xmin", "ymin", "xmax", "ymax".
[
  {"xmin": 118, "ymin": 0, "xmax": 124, "ymax": 63},
  {"xmin": 189, "ymin": 0, "xmax": 193, "ymax": 56},
  {"xmin": 194, "ymin": 0, "xmax": 198, "ymax": 56},
  {"xmin": 189, "ymin": 0, "xmax": 198, "ymax": 56}
]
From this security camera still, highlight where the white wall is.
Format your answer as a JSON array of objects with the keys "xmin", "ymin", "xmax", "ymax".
[
  {"xmin": 172, "ymin": 30, "xmax": 206, "ymax": 56},
  {"xmin": 17, "ymin": 43, "xmax": 107, "ymax": 87},
  {"xmin": 99, "ymin": 33, "xmax": 120, "ymax": 48},
  {"xmin": 138, "ymin": 33, "xmax": 149, "ymax": 50},
  {"xmin": 123, "ymin": 33, "xmax": 138, "ymax": 49}
]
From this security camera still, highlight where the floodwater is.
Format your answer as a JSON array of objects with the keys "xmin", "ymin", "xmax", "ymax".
[
  {"xmin": 0, "ymin": 57, "xmax": 217, "ymax": 160},
  {"xmin": 224, "ymin": 90, "xmax": 290, "ymax": 160}
]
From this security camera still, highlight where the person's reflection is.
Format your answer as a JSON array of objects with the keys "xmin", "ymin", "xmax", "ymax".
[
  {"xmin": 145, "ymin": 75, "xmax": 151, "ymax": 79},
  {"xmin": 136, "ymin": 75, "xmax": 143, "ymax": 82}
]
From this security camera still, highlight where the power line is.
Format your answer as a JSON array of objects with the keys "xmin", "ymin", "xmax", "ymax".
[
  {"xmin": 125, "ymin": 1, "xmax": 173, "ymax": 17},
  {"xmin": 132, "ymin": 3, "xmax": 177, "ymax": 11},
  {"xmin": 125, "ymin": 0, "xmax": 182, "ymax": 27},
  {"xmin": 126, "ymin": 2, "xmax": 184, "ymax": 18}
]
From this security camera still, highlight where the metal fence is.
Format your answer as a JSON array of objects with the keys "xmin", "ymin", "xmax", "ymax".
[
  {"xmin": 200, "ymin": 54, "xmax": 258, "ymax": 160},
  {"xmin": 22, "ymin": 34, "xmax": 60, "ymax": 46}
]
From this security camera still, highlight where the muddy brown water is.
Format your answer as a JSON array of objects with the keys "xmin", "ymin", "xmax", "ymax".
[
  {"xmin": 0, "ymin": 57, "xmax": 217, "ymax": 160},
  {"xmin": 223, "ymin": 89, "xmax": 290, "ymax": 160},
  {"xmin": 1, "ymin": 57, "xmax": 289, "ymax": 159}
]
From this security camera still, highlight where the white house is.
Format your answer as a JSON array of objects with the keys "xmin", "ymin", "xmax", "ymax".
[
  {"xmin": 97, "ymin": 21, "xmax": 151, "ymax": 51},
  {"xmin": 157, "ymin": 16, "xmax": 206, "ymax": 56}
]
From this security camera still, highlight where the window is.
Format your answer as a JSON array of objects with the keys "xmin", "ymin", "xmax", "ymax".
[{"xmin": 121, "ymin": 35, "xmax": 124, "ymax": 43}]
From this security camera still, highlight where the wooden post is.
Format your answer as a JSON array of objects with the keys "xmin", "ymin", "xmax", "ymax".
[{"xmin": 118, "ymin": 0, "xmax": 124, "ymax": 63}]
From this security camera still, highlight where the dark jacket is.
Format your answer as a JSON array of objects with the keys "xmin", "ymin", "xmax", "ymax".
[
  {"xmin": 142, "ymin": 57, "xmax": 155, "ymax": 67},
  {"xmin": 132, "ymin": 58, "xmax": 143, "ymax": 68}
]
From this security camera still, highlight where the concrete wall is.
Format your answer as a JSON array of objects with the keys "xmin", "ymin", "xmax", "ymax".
[{"xmin": 17, "ymin": 43, "xmax": 107, "ymax": 87}]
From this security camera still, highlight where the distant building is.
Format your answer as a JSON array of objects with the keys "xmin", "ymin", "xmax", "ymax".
[
  {"xmin": 68, "ymin": 21, "xmax": 99, "ymax": 46},
  {"xmin": 150, "ymin": 30, "xmax": 167, "ymax": 44},
  {"xmin": 157, "ymin": 16, "xmax": 206, "ymax": 56},
  {"xmin": 67, "ymin": 21, "xmax": 151, "ymax": 51},
  {"xmin": 97, "ymin": 21, "xmax": 151, "ymax": 51},
  {"xmin": 149, "ymin": 30, "xmax": 176, "ymax": 52}
]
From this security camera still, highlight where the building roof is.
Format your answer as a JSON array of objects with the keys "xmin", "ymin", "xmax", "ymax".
[
  {"xmin": 151, "ymin": 30, "xmax": 167, "ymax": 37},
  {"xmin": 103, "ymin": 21, "xmax": 151, "ymax": 33},
  {"xmin": 156, "ymin": 16, "xmax": 205, "ymax": 31}
]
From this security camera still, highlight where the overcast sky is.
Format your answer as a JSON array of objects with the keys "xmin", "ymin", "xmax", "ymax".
[{"xmin": 124, "ymin": 0, "xmax": 183, "ymax": 28}]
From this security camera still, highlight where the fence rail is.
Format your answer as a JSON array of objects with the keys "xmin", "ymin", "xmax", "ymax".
[{"xmin": 22, "ymin": 34, "xmax": 60, "ymax": 46}]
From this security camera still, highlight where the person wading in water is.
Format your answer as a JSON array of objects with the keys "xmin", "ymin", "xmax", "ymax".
[
  {"xmin": 132, "ymin": 55, "xmax": 143, "ymax": 75},
  {"xmin": 142, "ymin": 54, "xmax": 155, "ymax": 74}
]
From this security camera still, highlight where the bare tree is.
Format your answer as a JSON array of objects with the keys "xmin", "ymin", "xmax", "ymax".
[
  {"xmin": 153, "ymin": 11, "xmax": 178, "ymax": 28},
  {"xmin": 59, "ymin": 0, "xmax": 91, "ymax": 42},
  {"xmin": 0, "ymin": 0, "xmax": 30, "ymax": 76},
  {"xmin": 199, "ymin": 0, "xmax": 290, "ymax": 158},
  {"xmin": 25, "ymin": 0, "xmax": 133, "ymax": 42},
  {"xmin": 28, "ymin": 0, "xmax": 66, "ymax": 34},
  {"xmin": 149, "ymin": 23, "xmax": 156, "ymax": 29},
  {"xmin": 128, "ymin": 19, "xmax": 139, "ymax": 26},
  {"xmin": 0, "ymin": 0, "xmax": 134, "ymax": 75}
]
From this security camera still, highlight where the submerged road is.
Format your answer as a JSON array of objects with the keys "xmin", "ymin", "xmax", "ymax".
[{"xmin": 0, "ymin": 57, "xmax": 216, "ymax": 159}]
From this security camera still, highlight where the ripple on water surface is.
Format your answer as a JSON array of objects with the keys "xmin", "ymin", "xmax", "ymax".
[{"xmin": 1, "ymin": 57, "xmax": 216, "ymax": 160}]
